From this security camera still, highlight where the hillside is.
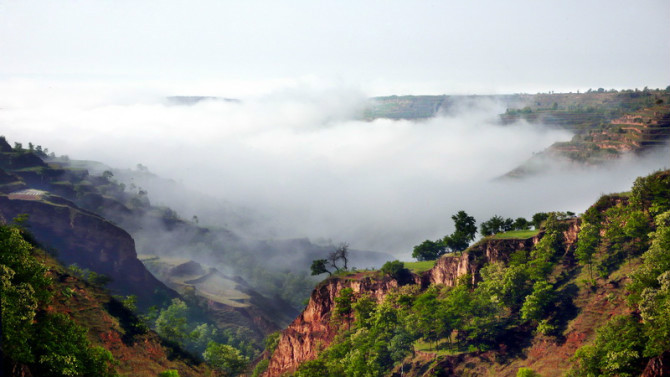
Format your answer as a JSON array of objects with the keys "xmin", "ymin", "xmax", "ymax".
[
  {"xmin": 0, "ymin": 136, "xmax": 309, "ymax": 370},
  {"xmin": 364, "ymin": 89, "xmax": 670, "ymax": 176},
  {"xmin": 0, "ymin": 135, "xmax": 390, "ymax": 314},
  {"xmin": 258, "ymin": 170, "xmax": 670, "ymax": 377},
  {"xmin": 0, "ymin": 221, "xmax": 217, "ymax": 376},
  {"xmin": 0, "ymin": 193, "xmax": 175, "ymax": 310},
  {"xmin": 502, "ymin": 89, "xmax": 670, "ymax": 177}
]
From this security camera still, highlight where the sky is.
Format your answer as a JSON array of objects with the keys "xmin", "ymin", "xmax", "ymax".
[
  {"xmin": 1, "ymin": 1, "xmax": 669, "ymax": 257},
  {"xmin": 1, "ymin": 0, "xmax": 668, "ymax": 95}
]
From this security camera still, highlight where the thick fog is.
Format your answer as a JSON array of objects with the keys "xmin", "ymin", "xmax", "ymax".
[{"xmin": 1, "ymin": 80, "xmax": 668, "ymax": 257}]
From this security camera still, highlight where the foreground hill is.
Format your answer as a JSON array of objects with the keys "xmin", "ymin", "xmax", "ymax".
[
  {"xmin": 258, "ymin": 170, "xmax": 670, "ymax": 377},
  {"xmin": 0, "ymin": 221, "xmax": 216, "ymax": 376}
]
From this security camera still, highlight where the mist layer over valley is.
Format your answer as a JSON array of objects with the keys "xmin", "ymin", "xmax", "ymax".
[{"xmin": 2, "ymin": 80, "xmax": 668, "ymax": 258}]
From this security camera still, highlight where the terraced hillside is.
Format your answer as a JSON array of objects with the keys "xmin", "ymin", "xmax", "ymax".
[{"xmin": 364, "ymin": 89, "xmax": 670, "ymax": 177}]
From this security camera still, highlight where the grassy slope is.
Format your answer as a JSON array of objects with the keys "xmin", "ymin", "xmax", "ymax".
[
  {"xmin": 404, "ymin": 260, "xmax": 436, "ymax": 273},
  {"xmin": 492, "ymin": 229, "xmax": 540, "ymax": 239}
]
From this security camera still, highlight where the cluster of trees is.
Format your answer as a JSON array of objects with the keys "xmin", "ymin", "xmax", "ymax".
[
  {"xmin": 411, "ymin": 210, "xmax": 477, "ymax": 261},
  {"xmin": 291, "ymin": 213, "xmax": 573, "ymax": 377},
  {"xmin": 9, "ymin": 139, "xmax": 52, "ymax": 158},
  {"xmin": 411, "ymin": 211, "xmax": 562, "ymax": 261},
  {"xmin": 0, "ymin": 222, "xmax": 117, "ymax": 377},
  {"xmin": 147, "ymin": 298, "xmax": 252, "ymax": 376},
  {"xmin": 479, "ymin": 215, "xmax": 529, "ymax": 236}
]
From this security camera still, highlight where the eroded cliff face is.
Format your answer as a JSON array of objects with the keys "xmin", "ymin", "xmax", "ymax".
[
  {"xmin": 425, "ymin": 234, "xmax": 542, "ymax": 287},
  {"xmin": 426, "ymin": 219, "xmax": 580, "ymax": 288},
  {"xmin": 0, "ymin": 195, "xmax": 175, "ymax": 308},
  {"xmin": 264, "ymin": 275, "xmax": 399, "ymax": 377},
  {"xmin": 264, "ymin": 220, "xmax": 583, "ymax": 376}
]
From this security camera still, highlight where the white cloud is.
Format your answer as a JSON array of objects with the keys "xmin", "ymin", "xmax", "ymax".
[{"xmin": 1, "ymin": 79, "xmax": 668, "ymax": 256}]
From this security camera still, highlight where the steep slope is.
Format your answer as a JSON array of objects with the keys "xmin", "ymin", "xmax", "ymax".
[
  {"xmin": 0, "ymin": 193, "xmax": 175, "ymax": 309},
  {"xmin": 0, "ymin": 223, "xmax": 215, "ymax": 377},
  {"xmin": 265, "ymin": 275, "xmax": 401, "ymax": 376}
]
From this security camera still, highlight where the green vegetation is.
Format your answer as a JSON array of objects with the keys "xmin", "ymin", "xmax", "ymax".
[
  {"xmin": 503, "ymin": 89, "xmax": 670, "ymax": 176},
  {"xmin": 202, "ymin": 341, "xmax": 248, "ymax": 376},
  {"xmin": 291, "ymin": 212, "xmax": 573, "ymax": 376},
  {"xmin": 492, "ymin": 229, "xmax": 540, "ymax": 239},
  {"xmin": 480, "ymin": 215, "xmax": 532, "ymax": 236},
  {"xmin": 403, "ymin": 260, "xmax": 436, "ymax": 273},
  {"xmin": 412, "ymin": 210, "xmax": 477, "ymax": 261},
  {"xmin": 517, "ymin": 367, "xmax": 541, "ymax": 377},
  {"xmin": 0, "ymin": 221, "xmax": 118, "ymax": 376},
  {"xmin": 150, "ymin": 297, "xmax": 257, "ymax": 361},
  {"xmin": 563, "ymin": 170, "xmax": 670, "ymax": 376},
  {"xmin": 288, "ymin": 170, "xmax": 670, "ymax": 377},
  {"xmin": 380, "ymin": 260, "xmax": 408, "ymax": 279}
]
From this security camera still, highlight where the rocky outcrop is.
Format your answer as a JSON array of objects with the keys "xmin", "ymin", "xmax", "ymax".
[
  {"xmin": 562, "ymin": 218, "xmax": 580, "ymax": 251},
  {"xmin": 0, "ymin": 194, "xmax": 175, "ymax": 309},
  {"xmin": 425, "ymin": 219, "xmax": 580, "ymax": 288},
  {"xmin": 425, "ymin": 233, "xmax": 542, "ymax": 287},
  {"xmin": 264, "ymin": 275, "xmax": 399, "ymax": 377}
]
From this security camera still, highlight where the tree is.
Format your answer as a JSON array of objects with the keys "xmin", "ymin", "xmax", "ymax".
[
  {"xmin": 575, "ymin": 222, "xmax": 599, "ymax": 281},
  {"xmin": 328, "ymin": 243, "xmax": 350, "ymax": 271},
  {"xmin": 202, "ymin": 341, "xmax": 248, "ymax": 376},
  {"xmin": 412, "ymin": 289, "xmax": 441, "ymax": 349},
  {"xmin": 33, "ymin": 312, "xmax": 117, "ymax": 377},
  {"xmin": 640, "ymin": 271, "xmax": 670, "ymax": 357},
  {"xmin": 570, "ymin": 315, "xmax": 646, "ymax": 377},
  {"xmin": 310, "ymin": 259, "xmax": 331, "ymax": 276},
  {"xmin": 155, "ymin": 298, "xmax": 189, "ymax": 343},
  {"xmin": 480, "ymin": 215, "xmax": 513, "ymax": 236},
  {"xmin": 445, "ymin": 210, "xmax": 477, "ymax": 252},
  {"xmin": 412, "ymin": 239, "xmax": 444, "ymax": 261},
  {"xmin": 334, "ymin": 288, "xmax": 355, "ymax": 321},
  {"xmin": 532, "ymin": 212, "xmax": 550, "ymax": 229},
  {"xmin": 380, "ymin": 260, "xmax": 407, "ymax": 280},
  {"xmin": 520, "ymin": 281, "xmax": 555, "ymax": 322},
  {"xmin": 0, "ymin": 225, "xmax": 51, "ymax": 363},
  {"xmin": 352, "ymin": 294, "xmax": 376, "ymax": 328},
  {"xmin": 513, "ymin": 217, "xmax": 531, "ymax": 230},
  {"xmin": 293, "ymin": 359, "xmax": 332, "ymax": 377}
]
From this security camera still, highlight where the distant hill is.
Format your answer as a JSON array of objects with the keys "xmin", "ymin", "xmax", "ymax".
[{"xmin": 364, "ymin": 88, "xmax": 670, "ymax": 177}]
